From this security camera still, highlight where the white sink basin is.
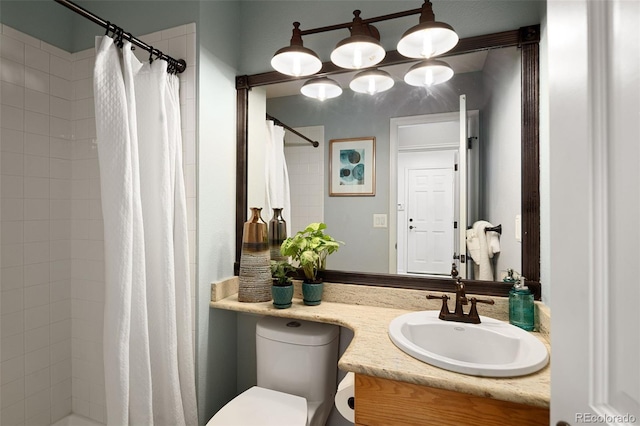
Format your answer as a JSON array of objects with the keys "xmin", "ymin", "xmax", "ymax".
[{"xmin": 388, "ymin": 310, "xmax": 549, "ymax": 377}]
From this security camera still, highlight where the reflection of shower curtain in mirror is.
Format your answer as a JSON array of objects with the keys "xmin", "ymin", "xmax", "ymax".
[
  {"xmin": 93, "ymin": 36, "xmax": 196, "ymax": 425},
  {"xmin": 265, "ymin": 121, "xmax": 292, "ymax": 235}
]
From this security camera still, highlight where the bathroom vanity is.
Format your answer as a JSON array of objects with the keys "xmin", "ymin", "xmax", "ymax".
[
  {"xmin": 210, "ymin": 278, "xmax": 550, "ymax": 425},
  {"xmin": 354, "ymin": 375, "xmax": 548, "ymax": 426}
]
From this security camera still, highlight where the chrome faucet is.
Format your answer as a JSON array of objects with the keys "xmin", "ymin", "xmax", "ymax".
[{"xmin": 427, "ymin": 277, "xmax": 494, "ymax": 324}]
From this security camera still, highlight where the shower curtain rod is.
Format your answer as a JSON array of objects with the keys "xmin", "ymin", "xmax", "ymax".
[
  {"xmin": 266, "ymin": 114, "xmax": 319, "ymax": 148},
  {"xmin": 53, "ymin": 0, "xmax": 187, "ymax": 74}
]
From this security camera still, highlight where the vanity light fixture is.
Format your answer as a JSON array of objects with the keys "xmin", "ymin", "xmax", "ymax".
[
  {"xmin": 300, "ymin": 77, "xmax": 343, "ymax": 101},
  {"xmin": 403, "ymin": 59, "xmax": 454, "ymax": 87},
  {"xmin": 349, "ymin": 69, "xmax": 395, "ymax": 95},
  {"xmin": 271, "ymin": 1, "xmax": 458, "ymax": 99},
  {"xmin": 396, "ymin": 0, "xmax": 459, "ymax": 59},
  {"xmin": 330, "ymin": 11, "xmax": 386, "ymax": 70},
  {"xmin": 271, "ymin": 22, "xmax": 322, "ymax": 77}
]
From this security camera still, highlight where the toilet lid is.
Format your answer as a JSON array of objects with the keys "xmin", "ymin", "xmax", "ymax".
[{"xmin": 207, "ymin": 386, "xmax": 307, "ymax": 426}]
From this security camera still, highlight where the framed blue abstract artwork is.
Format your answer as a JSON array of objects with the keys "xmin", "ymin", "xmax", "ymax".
[{"xmin": 329, "ymin": 137, "xmax": 375, "ymax": 196}]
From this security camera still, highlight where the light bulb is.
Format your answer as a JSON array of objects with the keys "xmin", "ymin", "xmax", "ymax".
[
  {"xmin": 292, "ymin": 57, "xmax": 301, "ymax": 77},
  {"xmin": 424, "ymin": 69, "xmax": 434, "ymax": 86},
  {"xmin": 353, "ymin": 46, "xmax": 363, "ymax": 69},
  {"xmin": 318, "ymin": 85, "xmax": 326, "ymax": 101},
  {"xmin": 421, "ymin": 32, "xmax": 434, "ymax": 58},
  {"xmin": 368, "ymin": 77, "xmax": 376, "ymax": 95}
]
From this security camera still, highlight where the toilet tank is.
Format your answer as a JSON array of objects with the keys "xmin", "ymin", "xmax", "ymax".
[{"xmin": 256, "ymin": 316, "xmax": 339, "ymax": 404}]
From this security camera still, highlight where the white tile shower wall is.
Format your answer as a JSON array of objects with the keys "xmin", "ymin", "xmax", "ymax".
[
  {"xmin": 0, "ymin": 23, "xmax": 197, "ymax": 425},
  {"xmin": 284, "ymin": 126, "xmax": 325, "ymax": 233},
  {"xmin": 69, "ymin": 41, "xmax": 104, "ymax": 422},
  {"xmin": 1, "ymin": 25, "xmax": 74, "ymax": 426}
]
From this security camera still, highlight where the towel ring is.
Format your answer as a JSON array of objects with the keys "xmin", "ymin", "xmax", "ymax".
[{"xmin": 484, "ymin": 224, "xmax": 502, "ymax": 235}]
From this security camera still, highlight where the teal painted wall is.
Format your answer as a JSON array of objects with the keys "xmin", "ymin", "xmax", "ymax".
[
  {"xmin": 237, "ymin": 0, "xmax": 543, "ymax": 75},
  {"xmin": 196, "ymin": 1, "xmax": 241, "ymax": 423},
  {"xmin": 70, "ymin": 1, "xmax": 200, "ymax": 52},
  {"xmin": 266, "ymin": 72, "xmax": 485, "ymax": 274},
  {"xmin": 0, "ymin": 0, "xmax": 75, "ymax": 50},
  {"xmin": 0, "ymin": 0, "xmax": 202, "ymax": 54}
]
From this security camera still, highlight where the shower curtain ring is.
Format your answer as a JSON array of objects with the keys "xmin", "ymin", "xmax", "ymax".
[
  {"xmin": 114, "ymin": 27, "xmax": 124, "ymax": 48},
  {"xmin": 104, "ymin": 21, "xmax": 111, "ymax": 36},
  {"xmin": 126, "ymin": 32, "xmax": 135, "ymax": 50}
]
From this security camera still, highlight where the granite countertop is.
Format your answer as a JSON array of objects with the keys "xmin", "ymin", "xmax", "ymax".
[{"xmin": 210, "ymin": 277, "xmax": 551, "ymax": 409}]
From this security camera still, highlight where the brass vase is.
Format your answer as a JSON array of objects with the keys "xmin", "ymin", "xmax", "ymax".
[
  {"xmin": 269, "ymin": 208, "xmax": 287, "ymax": 261},
  {"xmin": 238, "ymin": 207, "xmax": 272, "ymax": 302}
]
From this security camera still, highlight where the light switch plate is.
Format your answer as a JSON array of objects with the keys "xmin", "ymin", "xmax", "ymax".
[
  {"xmin": 373, "ymin": 214, "xmax": 388, "ymax": 228},
  {"xmin": 515, "ymin": 214, "xmax": 522, "ymax": 242}
]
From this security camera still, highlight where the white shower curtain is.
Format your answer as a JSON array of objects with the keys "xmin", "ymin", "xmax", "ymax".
[
  {"xmin": 265, "ymin": 120, "xmax": 292, "ymax": 234},
  {"xmin": 93, "ymin": 36, "xmax": 197, "ymax": 426}
]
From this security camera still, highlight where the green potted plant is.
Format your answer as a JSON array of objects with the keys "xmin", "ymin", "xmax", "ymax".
[
  {"xmin": 280, "ymin": 222, "xmax": 343, "ymax": 305},
  {"xmin": 270, "ymin": 260, "xmax": 296, "ymax": 309}
]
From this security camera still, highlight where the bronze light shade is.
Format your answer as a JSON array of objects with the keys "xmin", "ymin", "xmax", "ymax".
[
  {"xmin": 300, "ymin": 77, "xmax": 342, "ymax": 101},
  {"xmin": 397, "ymin": 0, "xmax": 459, "ymax": 59},
  {"xmin": 271, "ymin": 22, "xmax": 322, "ymax": 77},
  {"xmin": 349, "ymin": 68, "xmax": 395, "ymax": 95},
  {"xmin": 403, "ymin": 59, "xmax": 454, "ymax": 87},
  {"xmin": 330, "ymin": 10, "xmax": 385, "ymax": 70}
]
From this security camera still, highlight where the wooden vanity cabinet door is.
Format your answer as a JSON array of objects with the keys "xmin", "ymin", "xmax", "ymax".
[{"xmin": 354, "ymin": 374, "xmax": 549, "ymax": 426}]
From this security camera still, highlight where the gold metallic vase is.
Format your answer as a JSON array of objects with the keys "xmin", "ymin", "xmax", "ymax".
[{"xmin": 238, "ymin": 207, "xmax": 272, "ymax": 302}]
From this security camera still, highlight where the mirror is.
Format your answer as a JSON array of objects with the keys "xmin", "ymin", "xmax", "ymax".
[
  {"xmin": 236, "ymin": 26, "xmax": 541, "ymax": 298},
  {"xmin": 263, "ymin": 47, "xmax": 520, "ymax": 279}
]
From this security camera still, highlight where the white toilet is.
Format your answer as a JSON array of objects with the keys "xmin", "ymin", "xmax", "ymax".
[{"xmin": 207, "ymin": 316, "xmax": 340, "ymax": 426}]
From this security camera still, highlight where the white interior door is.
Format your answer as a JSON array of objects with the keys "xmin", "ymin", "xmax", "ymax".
[
  {"xmin": 458, "ymin": 95, "xmax": 468, "ymax": 277},
  {"xmin": 406, "ymin": 168, "xmax": 454, "ymax": 274},
  {"xmin": 549, "ymin": 1, "xmax": 640, "ymax": 424},
  {"xmin": 391, "ymin": 112, "xmax": 476, "ymax": 276}
]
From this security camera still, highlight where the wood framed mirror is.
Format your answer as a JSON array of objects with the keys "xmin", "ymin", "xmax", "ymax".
[{"xmin": 235, "ymin": 25, "xmax": 540, "ymax": 299}]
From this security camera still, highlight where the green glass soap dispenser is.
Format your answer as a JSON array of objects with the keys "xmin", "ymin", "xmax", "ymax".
[{"xmin": 509, "ymin": 275, "xmax": 535, "ymax": 331}]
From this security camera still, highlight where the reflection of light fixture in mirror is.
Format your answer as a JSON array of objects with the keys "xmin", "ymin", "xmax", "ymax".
[
  {"xmin": 330, "ymin": 10, "xmax": 385, "ymax": 70},
  {"xmin": 301, "ymin": 77, "xmax": 343, "ymax": 101},
  {"xmin": 397, "ymin": 0, "xmax": 458, "ymax": 59},
  {"xmin": 271, "ymin": 22, "xmax": 322, "ymax": 77},
  {"xmin": 404, "ymin": 59, "xmax": 454, "ymax": 87},
  {"xmin": 349, "ymin": 69, "xmax": 395, "ymax": 95}
]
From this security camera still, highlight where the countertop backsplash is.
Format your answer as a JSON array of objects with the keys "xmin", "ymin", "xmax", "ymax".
[{"xmin": 211, "ymin": 276, "xmax": 551, "ymax": 342}]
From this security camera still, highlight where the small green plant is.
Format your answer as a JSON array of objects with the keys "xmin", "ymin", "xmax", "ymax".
[
  {"xmin": 270, "ymin": 260, "xmax": 296, "ymax": 286},
  {"xmin": 280, "ymin": 222, "xmax": 343, "ymax": 282}
]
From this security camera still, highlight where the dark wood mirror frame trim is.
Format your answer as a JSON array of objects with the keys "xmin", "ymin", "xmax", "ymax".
[{"xmin": 235, "ymin": 25, "xmax": 541, "ymax": 300}]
